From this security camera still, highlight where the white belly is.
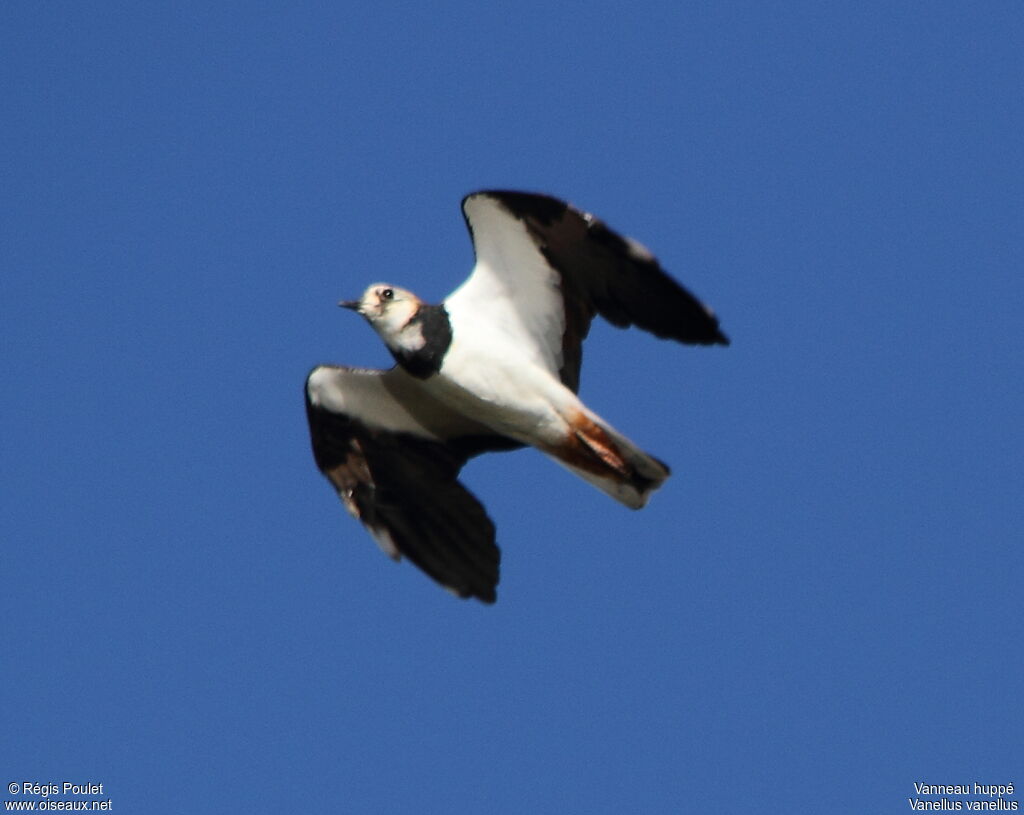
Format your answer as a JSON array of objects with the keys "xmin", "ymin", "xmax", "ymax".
[{"xmin": 421, "ymin": 332, "xmax": 579, "ymax": 446}]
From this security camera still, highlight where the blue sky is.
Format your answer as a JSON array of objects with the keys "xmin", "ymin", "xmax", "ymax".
[{"xmin": 2, "ymin": 2, "xmax": 1021, "ymax": 812}]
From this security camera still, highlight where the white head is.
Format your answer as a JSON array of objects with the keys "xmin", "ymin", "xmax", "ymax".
[{"xmin": 340, "ymin": 283, "xmax": 423, "ymax": 342}]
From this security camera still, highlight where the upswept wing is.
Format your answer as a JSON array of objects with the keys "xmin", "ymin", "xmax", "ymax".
[
  {"xmin": 448, "ymin": 190, "xmax": 729, "ymax": 392},
  {"xmin": 304, "ymin": 365, "xmax": 520, "ymax": 603}
]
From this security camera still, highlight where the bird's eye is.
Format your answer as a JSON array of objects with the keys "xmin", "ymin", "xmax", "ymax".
[{"xmin": 380, "ymin": 288, "xmax": 394, "ymax": 301}]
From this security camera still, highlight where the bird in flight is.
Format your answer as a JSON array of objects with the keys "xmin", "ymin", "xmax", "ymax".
[{"xmin": 305, "ymin": 190, "xmax": 728, "ymax": 603}]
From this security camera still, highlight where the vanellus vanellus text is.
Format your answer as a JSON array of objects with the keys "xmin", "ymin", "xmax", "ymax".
[{"xmin": 305, "ymin": 190, "xmax": 728, "ymax": 603}]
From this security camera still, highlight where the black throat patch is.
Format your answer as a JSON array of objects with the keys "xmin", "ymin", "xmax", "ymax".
[{"xmin": 389, "ymin": 304, "xmax": 453, "ymax": 379}]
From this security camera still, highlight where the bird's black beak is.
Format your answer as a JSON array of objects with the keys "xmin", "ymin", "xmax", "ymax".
[{"xmin": 338, "ymin": 299, "xmax": 362, "ymax": 311}]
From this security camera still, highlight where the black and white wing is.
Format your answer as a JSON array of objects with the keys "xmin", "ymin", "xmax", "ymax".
[
  {"xmin": 446, "ymin": 190, "xmax": 729, "ymax": 392},
  {"xmin": 304, "ymin": 365, "xmax": 521, "ymax": 603}
]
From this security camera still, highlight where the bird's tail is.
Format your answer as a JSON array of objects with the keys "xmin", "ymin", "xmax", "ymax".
[{"xmin": 547, "ymin": 409, "xmax": 670, "ymax": 509}]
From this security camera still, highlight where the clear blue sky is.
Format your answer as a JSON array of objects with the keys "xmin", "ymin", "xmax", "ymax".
[{"xmin": 3, "ymin": 2, "xmax": 1021, "ymax": 813}]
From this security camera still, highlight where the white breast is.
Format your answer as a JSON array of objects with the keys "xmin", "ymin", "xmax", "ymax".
[{"xmin": 422, "ymin": 322, "xmax": 579, "ymax": 447}]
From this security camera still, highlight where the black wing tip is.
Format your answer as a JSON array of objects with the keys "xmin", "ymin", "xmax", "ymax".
[
  {"xmin": 706, "ymin": 326, "xmax": 731, "ymax": 346},
  {"xmin": 366, "ymin": 520, "xmax": 500, "ymax": 604},
  {"xmin": 464, "ymin": 585, "xmax": 498, "ymax": 604},
  {"xmin": 672, "ymin": 316, "xmax": 730, "ymax": 347},
  {"xmin": 424, "ymin": 567, "xmax": 498, "ymax": 605}
]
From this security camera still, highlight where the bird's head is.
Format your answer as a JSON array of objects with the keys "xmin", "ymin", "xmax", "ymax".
[{"xmin": 340, "ymin": 284, "xmax": 422, "ymax": 339}]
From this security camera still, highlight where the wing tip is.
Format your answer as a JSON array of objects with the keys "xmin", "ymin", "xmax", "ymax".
[
  {"xmin": 449, "ymin": 583, "xmax": 498, "ymax": 604},
  {"xmin": 477, "ymin": 588, "xmax": 498, "ymax": 604}
]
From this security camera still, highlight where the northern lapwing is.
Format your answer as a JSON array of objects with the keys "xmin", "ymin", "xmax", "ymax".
[{"xmin": 305, "ymin": 190, "xmax": 728, "ymax": 603}]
